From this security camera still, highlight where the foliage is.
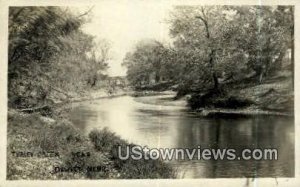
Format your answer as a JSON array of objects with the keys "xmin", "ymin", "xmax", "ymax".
[
  {"xmin": 123, "ymin": 6, "xmax": 293, "ymax": 97},
  {"xmin": 169, "ymin": 6, "xmax": 292, "ymax": 88},
  {"xmin": 188, "ymin": 90, "xmax": 253, "ymax": 110},
  {"xmin": 8, "ymin": 7, "xmax": 110, "ymax": 109},
  {"xmin": 231, "ymin": 6, "xmax": 293, "ymax": 81},
  {"xmin": 8, "ymin": 111, "xmax": 175, "ymax": 179},
  {"xmin": 122, "ymin": 40, "xmax": 175, "ymax": 88},
  {"xmin": 89, "ymin": 128, "xmax": 176, "ymax": 179},
  {"xmin": 7, "ymin": 111, "xmax": 115, "ymax": 179}
]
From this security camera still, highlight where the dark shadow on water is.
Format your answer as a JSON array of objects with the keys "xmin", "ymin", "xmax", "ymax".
[{"xmin": 175, "ymin": 115, "xmax": 294, "ymax": 178}]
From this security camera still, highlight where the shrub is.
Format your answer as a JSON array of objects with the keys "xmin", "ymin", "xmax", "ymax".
[
  {"xmin": 88, "ymin": 128, "xmax": 176, "ymax": 179},
  {"xmin": 188, "ymin": 89, "xmax": 253, "ymax": 109}
]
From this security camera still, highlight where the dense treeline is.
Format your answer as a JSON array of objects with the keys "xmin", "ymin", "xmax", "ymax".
[
  {"xmin": 122, "ymin": 40, "xmax": 177, "ymax": 87},
  {"xmin": 123, "ymin": 6, "xmax": 294, "ymax": 107},
  {"xmin": 9, "ymin": 7, "xmax": 110, "ymax": 109}
]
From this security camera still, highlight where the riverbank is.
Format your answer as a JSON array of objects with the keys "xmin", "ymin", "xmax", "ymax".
[
  {"xmin": 192, "ymin": 108, "xmax": 293, "ymax": 117},
  {"xmin": 7, "ymin": 89, "xmax": 175, "ymax": 179},
  {"xmin": 132, "ymin": 93, "xmax": 293, "ymax": 117},
  {"xmin": 132, "ymin": 75, "xmax": 294, "ymax": 117},
  {"xmin": 191, "ymin": 76, "xmax": 294, "ymax": 117},
  {"xmin": 130, "ymin": 90, "xmax": 176, "ymax": 97},
  {"xmin": 47, "ymin": 88, "xmax": 130, "ymax": 106},
  {"xmin": 14, "ymin": 89, "xmax": 130, "ymax": 116},
  {"xmin": 133, "ymin": 92, "xmax": 186, "ymax": 107}
]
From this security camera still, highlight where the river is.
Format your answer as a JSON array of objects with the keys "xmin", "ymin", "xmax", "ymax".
[{"xmin": 69, "ymin": 95, "xmax": 294, "ymax": 178}]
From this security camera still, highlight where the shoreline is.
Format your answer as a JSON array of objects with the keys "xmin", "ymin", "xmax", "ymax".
[
  {"xmin": 131, "ymin": 91, "xmax": 293, "ymax": 117},
  {"xmin": 7, "ymin": 90, "xmax": 176, "ymax": 179},
  {"xmin": 8, "ymin": 90, "xmax": 292, "ymax": 179},
  {"xmin": 18, "ymin": 88, "xmax": 292, "ymax": 118},
  {"xmin": 193, "ymin": 108, "xmax": 293, "ymax": 118},
  {"xmin": 16, "ymin": 90, "xmax": 129, "ymax": 113}
]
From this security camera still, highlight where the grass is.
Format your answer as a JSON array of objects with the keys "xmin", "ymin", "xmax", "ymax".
[
  {"xmin": 187, "ymin": 75, "xmax": 293, "ymax": 115},
  {"xmin": 7, "ymin": 110, "xmax": 175, "ymax": 179},
  {"xmin": 89, "ymin": 128, "xmax": 176, "ymax": 179}
]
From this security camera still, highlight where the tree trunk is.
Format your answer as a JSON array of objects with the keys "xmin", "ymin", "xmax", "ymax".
[
  {"xmin": 209, "ymin": 50, "xmax": 218, "ymax": 90},
  {"xmin": 155, "ymin": 72, "xmax": 160, "ymax": 83},
  {"xmin": 196, "ymin": 13, "xmax": 218, "ymax": 90},
  {"xmin": 259, "ymin": 71, "xmax": 264, "ymax": 83},
  {"xmin": 213, "ymin": 72, "xmax": 219, "ymax": 89}
]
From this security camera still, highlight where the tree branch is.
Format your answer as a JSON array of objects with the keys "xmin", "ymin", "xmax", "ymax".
[
  {"xmin": 77, "ymin": 6, "xmax": 94, "ymax": 18},
  {"xmin": 10, "ymin": 7, "xmax": 25, "ymax": 21},
  {"xmin": 195, "ymin": 15, "xmax": 210, "ymax": 38}
]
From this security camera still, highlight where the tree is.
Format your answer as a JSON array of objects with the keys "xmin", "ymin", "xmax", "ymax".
[
  {"xmin": 122, "ymin": 40, "xmax": 172, "ymax": 87},
  {"xmin": 232, "ymin": 6, "xmax": 293, "ymax": 83},
  {"xmin": 195, "ymin": 7, "xmax": 219, "ymax": 89},
  {"xmin": 169, "ymin": 5, "xmax": 293, "ymax": 92},
  {"xmin": 169, "ymin": 6, "xmax": 244, "ymax": 91},
  {"xmin": 8, "ymin": 7, "xmax": 110, "ymax": 108},
  {"xmin": 86, "ymin": 39, "xmax": 110, "ymax": 88}
]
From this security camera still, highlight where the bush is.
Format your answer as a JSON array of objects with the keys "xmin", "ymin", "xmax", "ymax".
[
  {"xmin": 8, "ymin": 112, "xmax": 175, "ymax": 179},
  {"xmin": 188, "ymin": 89, "xmax": 253, "ymax": 109},
  {"xmin": 7, "ymin": 112, "xmax": 114, "ymax": 179},
  {"xmin": 89, "ymin": 128, "xmax": 176, "ymax": 179},
  {"xmin": 188, "ymin": 88, "xmax": 225, "ymax": 109}
]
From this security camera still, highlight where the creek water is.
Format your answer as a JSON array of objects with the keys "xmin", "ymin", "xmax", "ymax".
[{"xmin": 69, "ymin": 95, "xmax": 294, "ymax": 178}]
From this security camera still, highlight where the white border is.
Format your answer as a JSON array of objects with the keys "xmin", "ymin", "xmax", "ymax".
[{"xmin": 0, "ymin": 0, "xmax": 299, "ymax": 186}]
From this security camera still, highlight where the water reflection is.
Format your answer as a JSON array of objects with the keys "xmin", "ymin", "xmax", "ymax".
[{"xmin": 69, "ymin": 96, "xmax": 294, "ymax": 178}]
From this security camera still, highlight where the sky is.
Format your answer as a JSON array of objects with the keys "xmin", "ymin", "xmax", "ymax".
[{"xmin": 74, "ymin": 2, "xmax": 173, "ymax": 76}]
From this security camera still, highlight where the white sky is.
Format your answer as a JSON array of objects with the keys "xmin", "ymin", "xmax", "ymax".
[{"xmin": 74, "ymin": 2, "xmax": 173, "ymax": 76}]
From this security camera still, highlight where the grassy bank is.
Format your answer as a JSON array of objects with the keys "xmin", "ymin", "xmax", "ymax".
[
  {"xmin": 7, "ymin": 109, "xmax": 175, "ymax": 179},
  {"xmin": 187, "ymin": 74, "xmax": 294, "ymax": 116},
  {"xmin": 132, "ymin": 74, "xmax": 293, "ymax": 117}
]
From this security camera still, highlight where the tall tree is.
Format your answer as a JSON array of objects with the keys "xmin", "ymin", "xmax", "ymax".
[{"xmin": 169, "ymin": 6, "xmax": 243, "ymax": 90}]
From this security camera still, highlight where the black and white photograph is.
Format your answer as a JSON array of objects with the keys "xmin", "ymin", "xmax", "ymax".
[{"xmin": 2, "ymin": 0, "xmax": 298, "ymax": 186}]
